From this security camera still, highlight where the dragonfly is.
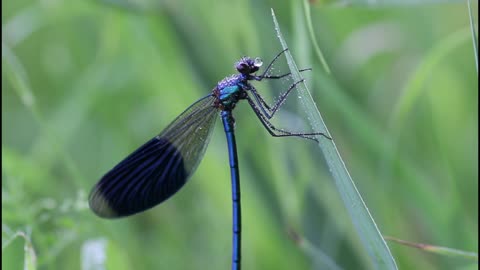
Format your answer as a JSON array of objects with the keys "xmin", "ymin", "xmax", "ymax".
[{"xmin": 88, "ymin": 48, "xmax": 331, "ymax": 270}]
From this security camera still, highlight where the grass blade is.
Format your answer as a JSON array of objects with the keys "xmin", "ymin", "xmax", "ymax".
[
  {"xmin": 271, "ymin": 9, "xmax": 398, "ymax": 270},
  {"xmin": 384, "ymin": 236, "xmax": 478, "ymax": 261},
  {"xmin": 467, "ymin": 0, "xmax": 478, "ymax": 73},
  {"xmin": 302, "ymin": 0, "xmax": 331, "ymax": 74}
]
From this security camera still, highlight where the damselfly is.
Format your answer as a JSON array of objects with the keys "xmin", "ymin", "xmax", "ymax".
[{"xmin": 89, "ymin": 48, "xmax": 331, "ymax": 270}]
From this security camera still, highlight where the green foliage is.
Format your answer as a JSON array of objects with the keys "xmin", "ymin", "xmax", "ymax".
[{"xmin": 2, "ymin": 0, "xmax": 477, "ymax": 269}]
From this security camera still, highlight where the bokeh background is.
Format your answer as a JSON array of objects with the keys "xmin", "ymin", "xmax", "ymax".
[{"xmin": 2, "ymin": 0, "xmax": 478, "ymax": 269}]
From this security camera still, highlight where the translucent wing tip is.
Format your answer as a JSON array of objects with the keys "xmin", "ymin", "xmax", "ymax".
[{"xmin": 89, "ymin": 184, "xmax": 123, "ymax": 218}]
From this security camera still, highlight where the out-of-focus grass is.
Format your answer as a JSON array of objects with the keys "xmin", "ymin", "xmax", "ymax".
[{"xmin": 2, "ymin": 1, "xmax": 477, "ymax": 270}]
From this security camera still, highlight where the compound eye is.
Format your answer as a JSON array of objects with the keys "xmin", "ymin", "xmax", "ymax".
[
  {"xmin": 236, "ymin": 63, "xmax": 249, "ymax": 73},
  {"xmin": 254, "ymin": 57, "xmax": 263, "ymax": 68}
]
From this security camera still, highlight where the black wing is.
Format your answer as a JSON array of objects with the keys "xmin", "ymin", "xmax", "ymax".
[{"xmin": 89, "ymin": 95, "xmax": 218, "ymax": 218}]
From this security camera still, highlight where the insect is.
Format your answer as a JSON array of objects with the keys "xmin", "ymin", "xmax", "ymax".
[{"xmin": 89, "ymin": 48, "xmax": 331, "ymax": 270}]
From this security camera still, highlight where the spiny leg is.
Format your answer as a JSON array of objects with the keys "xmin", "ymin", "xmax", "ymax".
[
  {"xmin": 246, "ymin": 95, "xmax": 331, "ymax": 142},
  {"xmin": 249, "ymin": 79, "xmax": 305, "ymax": 120},
  {"xmin": 257, "ymin": 48, "xmax": 289, "ymax": 79},
  {"xmin": 247, "ymin": 96, "xmax": 317, "ymax": 142},
  {"xmin": 251, "ymin": 50, "xmax": 322, "ymax": 129},
  {"xmin": 254, "ymin": 68, "xmax": 311, "ymax": 81},
  {"xmin": 256, "ymin": 48, "xmax": 311, "ymax": 80},
  {"xmin": 250, "ymin": 67, "xmax": 312, "ymax": 115}
]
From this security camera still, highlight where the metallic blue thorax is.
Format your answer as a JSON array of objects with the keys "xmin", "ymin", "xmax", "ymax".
[{"xmin": 214, "ymin": 74, "xmax": 250, "ymax": 111}]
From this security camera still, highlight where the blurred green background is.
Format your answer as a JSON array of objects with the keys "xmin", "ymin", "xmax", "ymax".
[{"xmin": 2, "ymin": 0, "xmax": 478, "ymax": 269}]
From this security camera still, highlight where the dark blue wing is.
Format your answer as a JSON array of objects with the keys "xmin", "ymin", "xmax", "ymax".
[{"xmin": 89, "ymin": 95, "xmax": 218, "ymax": 218}]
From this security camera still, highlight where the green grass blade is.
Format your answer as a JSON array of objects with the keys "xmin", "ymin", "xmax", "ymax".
[
  {"xmin": 1, "ymin": 228, "xmax": 37, "ymax": 270},
  {"xmin": 288, "ymin": 229, "xmax": 344, "ymax": 270},
  {"xmin": 385, "ymin": 236, "xmax": 478, "ymax": 261},
  {"xmin": 332, "ymin": 0, "xmax": 466, "ymax": 5},
  {"xmin": 2, "ymin": 42, "xmax": 83, "ymax": 188},
  {"xmin": 271, "ymin": 9, "xmax": 398, "ymax": 270},
  {"xmin": 467, "ymin": 0, "xmax": 478, "ymax": 73},
  {"xmin": 302, "ymin": 0, "xmax": 331, "ymax": 74},
  {"xmin": 391, "ymin": 26, "xmax": 473, "ymax": 125}
]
